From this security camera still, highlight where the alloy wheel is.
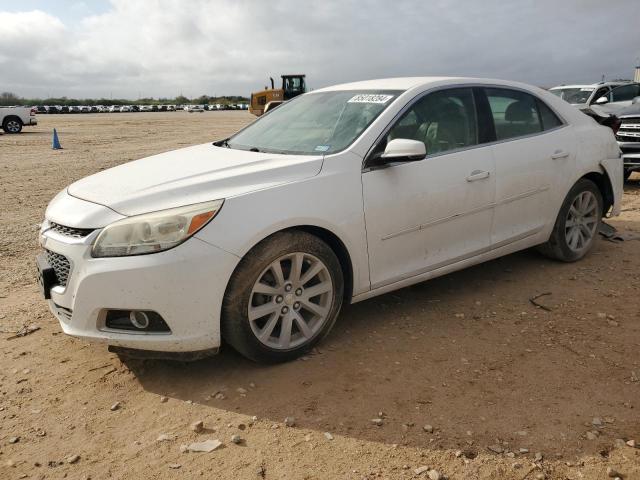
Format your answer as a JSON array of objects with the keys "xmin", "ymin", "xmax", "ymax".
[
  {"xmin": 6, "ymin": 120, "xmax": 21, "ymax": 133},
  {"xmin": 248, "ymin": 252, "xmax": 333, "ymax": 350},
  {"xmin": 565, "ymin": 190, "xmax": 598, "ymax": 252}
]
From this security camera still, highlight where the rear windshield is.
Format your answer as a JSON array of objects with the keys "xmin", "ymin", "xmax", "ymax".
[{"xmin": 225, "ymin": 90, "xmax": 403, "ymax": 155}]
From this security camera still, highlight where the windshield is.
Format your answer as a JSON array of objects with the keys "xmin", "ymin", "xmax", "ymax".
[
  {"xmin": 226, "ymin": 90, "xmax": 403, "ymax": 155},
  {"xmin": 550, "ymin": 87, "xmax": 593, "ymax": 104}
]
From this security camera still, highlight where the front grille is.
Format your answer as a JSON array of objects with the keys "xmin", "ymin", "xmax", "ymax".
[
  {"xmin": 49, "ymin": 222, "xmax": 94, "ymax": 238},
  {"xmin": 45, "ymin": 250, "xmax": 71, "ymax": 287},
  {"xmin": 617, "ymin": 119, "xmax": 640, "ymax": 143}
]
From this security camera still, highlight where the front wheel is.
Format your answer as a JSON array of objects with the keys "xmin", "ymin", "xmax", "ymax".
[
  {"xmin": 222, "ymin": 231, "xmax": 344, "ymax": 363},
  {"xmin": 538, "ymin": 179, "xmax": 602, "ymax": 262}
]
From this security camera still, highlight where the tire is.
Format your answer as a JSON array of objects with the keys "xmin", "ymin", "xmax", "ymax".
[
  {"xmin": 624, "ymin": 169, "xmax": 633, "ymax": 182},
  {"xmin": 2, "ymin": 117, "xmax": 23, "ymax": 134},
  {"xmin": 538, "ymin": 179, "xmax": 602, "ymax": 262},
  {"xmin": 222, "ymin": 231, "xmax": 344, "ymax": 363}
]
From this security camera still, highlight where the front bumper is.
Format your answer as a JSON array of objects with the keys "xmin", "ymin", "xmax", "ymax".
[
  {"xmin": 40, "ymin": 225, "xmax": 239, "ymax": 352},
  {"xmin": 619, "ymin": 142, "xmax": 640, "ymax": 171}
]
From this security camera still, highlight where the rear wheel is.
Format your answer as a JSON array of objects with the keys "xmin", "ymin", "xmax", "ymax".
[
  {"xmin": 2, "ymin": 117, "xmax": 22, "ymax": 133},
  {"xmin": 222, "ymin": 231, "xmax": 344, "ymax": 363},
  {"xmin": 538, "ymin": 179, "xmax": 602, "ymax": 262}
]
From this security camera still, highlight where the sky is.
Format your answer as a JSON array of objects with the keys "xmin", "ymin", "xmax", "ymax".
[{"xmin": 0, "ymin": 0, "xmax": 639, "ymax": 99}]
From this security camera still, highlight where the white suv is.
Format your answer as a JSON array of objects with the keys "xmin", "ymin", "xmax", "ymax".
[
  {"xmin": 549, "ymin": 81, "xmax": 633, "ymax": 109},
  {"xmin": 39, "ymin": 77, "xmax": 622, "ymax": 362}
]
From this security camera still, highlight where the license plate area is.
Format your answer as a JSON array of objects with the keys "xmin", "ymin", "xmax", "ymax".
[{"xmin": 36, "ymin": 253, "xmax": 57, "ymax": 300}]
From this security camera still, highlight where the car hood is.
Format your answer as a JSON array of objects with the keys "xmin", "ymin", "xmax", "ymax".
[
  {"xmin": 587, "ymin": 103, "xmax": 632, "ymax": 116},
  {"xmin": 617, "ymin": 103, "xmax": 640, "ymax": 118},
  {"xmin": 68, "ymin": 143, "xmax": 323, "ymax": 216}
]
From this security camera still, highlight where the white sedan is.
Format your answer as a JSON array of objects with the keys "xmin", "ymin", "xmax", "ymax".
[{"xmin": 38, "ymin": 77, "xmax": 622, "ymax": 363}]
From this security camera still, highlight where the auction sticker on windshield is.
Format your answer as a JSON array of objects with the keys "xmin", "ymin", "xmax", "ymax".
[{"xmin": 347, "ymin": 94, "xmax": 394, "ymax": 104}]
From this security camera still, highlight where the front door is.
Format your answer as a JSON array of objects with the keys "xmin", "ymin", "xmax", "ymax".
[{"xmin": 362, "ymin": 88, "xmax": 495, "ymax": 289}]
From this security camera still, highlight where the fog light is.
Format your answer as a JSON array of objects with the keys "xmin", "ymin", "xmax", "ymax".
[
  {"xmin": 104, "ymin": 309, "xmax": 171, "ymax": 333},
  {"xmin": 130, "ymin": 310, "xmax": 150, "ymax": 329}
]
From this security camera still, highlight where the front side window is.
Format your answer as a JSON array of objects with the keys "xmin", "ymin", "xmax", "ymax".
[
  {"xmin": 592, "ymin": 87, "xmax": 611, "ymax": 103},
  {"xmin": 610, "ymin": 84, "xmax": 640, "ymax": 102},
  {"xmin": 486, "ymin": 88, "xmax": 542, "ymax": 140},
  {"xmin": 373, "ymin": 88, "xmax": 478, "ymax": 157},
  {"xmin": 226, "ymin": 90, "xmax": 402, "ymax": 155}
]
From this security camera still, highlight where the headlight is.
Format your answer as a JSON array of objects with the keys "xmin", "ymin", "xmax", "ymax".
[{"xmin": 91, "ymin": 199, "xmax": 224, "ymax": 258}]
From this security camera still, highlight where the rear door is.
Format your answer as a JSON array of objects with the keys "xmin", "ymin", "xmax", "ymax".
[{"xmin": 482, "ymin": 87, "xmax": 575, "ymax": 246}]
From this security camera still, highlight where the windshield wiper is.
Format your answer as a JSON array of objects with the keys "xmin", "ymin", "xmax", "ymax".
[{"xmin": 213, "ymin": 139, "xmax": 261, "ymax": 152}]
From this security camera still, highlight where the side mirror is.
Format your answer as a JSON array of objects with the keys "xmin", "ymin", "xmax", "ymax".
[
  {"xmin": 595, "ymin": 96, "xmax": 609, "ymax": 105},
  {"xmin": 381, "ymin": 138, "xmax": 426, "ymax": 161}
]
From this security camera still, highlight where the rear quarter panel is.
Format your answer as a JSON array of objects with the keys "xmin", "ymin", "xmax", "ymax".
[{"xmin": 573, "ymin": 121, "xmax": 623, "ymax": 215}]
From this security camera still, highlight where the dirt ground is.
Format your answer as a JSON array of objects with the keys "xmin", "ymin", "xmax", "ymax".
[{"xmin": 1, "ymin": 112, "xmax": 639, "ymax": 480}]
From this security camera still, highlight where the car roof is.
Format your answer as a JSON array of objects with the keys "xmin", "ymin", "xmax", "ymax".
[
  {"xmin": 550, "ymin": 84, "xmax": 595, "ymax": 90},
  {"xmin": 550, "ymin": 81, "xmax": 632, "ymax": 90},
  {"xmin": 314, "ymin": 76, "xmax": 542, "ymax": 92}
]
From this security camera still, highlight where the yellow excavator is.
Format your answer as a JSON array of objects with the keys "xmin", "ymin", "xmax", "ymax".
[{"xmin": 249, "ymin": 74, "xmax": 306, "ymax": 116}]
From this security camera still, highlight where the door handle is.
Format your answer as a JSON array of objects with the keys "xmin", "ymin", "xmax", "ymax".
[
  {"xmin": 466, "ymin": 170, "xmax": 490, "ymax": 182},
  {"xmin": 551, "ymin": 150, "xmax": 570, "ymax": 160}
]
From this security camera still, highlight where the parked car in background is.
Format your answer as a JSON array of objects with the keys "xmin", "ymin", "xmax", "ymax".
[
  {"xmin": 108, "ymin": 105, "xmax": 120, "ymax": 113},
  {"xmin": 0, "ymin": 106, "xmax": 37, "ymax": 133},
  {"xmin": 185, "ymin": 105, "xmax": 205, "ymax": 112},
  {"xmin": 38, "ymin": 77, "xmax": 621, "ymax": 363},
  {"xmin": 46, "ymin": 106, "xmax": 60, "ymax": 114},
  {"xmin": 550, "ymin": 81, "xmax": 632, "ymax": 109},
  {"xmin": 139, "ymin": 105, "xmax": 151, "ymax": 112},
  {"xmin": 36, "ymin": 106, "xmax": 47, "ymax": 114},
  {"xmin": 120, "ymin": 106, "xmax": 132, "ymax": 113},
  {"xmin": 609, "ymin": 100, "xmax": 640, "ymax": 181},
  {"xmin": 167, "ymin": 105, "xmax": 176, "ymax": 111},
  {"xmin": 589, "ymin": 83, "xmax": 640, "ymax": 115}
]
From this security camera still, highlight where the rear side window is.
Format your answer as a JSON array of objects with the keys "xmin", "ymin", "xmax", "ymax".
[
  {"xmin": 537, "ymin": 99, "xmax": 563, "ymax": 130},
  {"xmin": 486, "ymin": 88, "xmax": 542, "ymax": 140}
]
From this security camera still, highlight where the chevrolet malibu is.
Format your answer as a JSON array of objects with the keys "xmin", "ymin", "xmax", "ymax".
[{"xmin": 38, "ymin": 77, "xmax": 622, "ymax": 363}]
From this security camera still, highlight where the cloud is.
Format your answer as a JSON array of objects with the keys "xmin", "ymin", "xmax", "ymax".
[{"xmin": 0, "ymin": 0, "xmax": 639, "ymax": 99}]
